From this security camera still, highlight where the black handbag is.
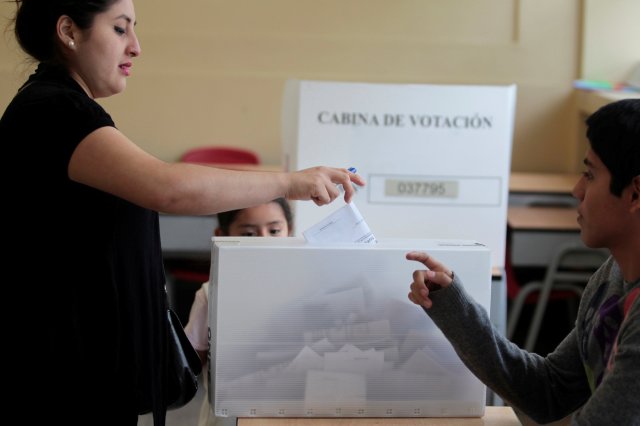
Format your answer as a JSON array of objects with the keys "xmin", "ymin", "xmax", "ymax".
[
  {"xmin": 165, "ymin": 307, "xmax": 202, "ymax": 410},
  {"xmin": 138, "ymin": 308, "xmax": 202, "ymax": 414}
]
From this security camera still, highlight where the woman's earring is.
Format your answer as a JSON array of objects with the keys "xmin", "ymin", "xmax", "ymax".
[{"xmin": 68, "ymin": 40, "xmax": 75, "ymax": 49}]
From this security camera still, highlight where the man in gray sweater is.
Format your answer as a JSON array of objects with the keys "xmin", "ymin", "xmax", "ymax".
[{"xmin": 407, "ymin": 98, "xmax": 639, "ymax": 425}]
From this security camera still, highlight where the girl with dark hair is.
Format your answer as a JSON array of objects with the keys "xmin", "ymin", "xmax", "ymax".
[{"xmin": 185, "ymin": 198, "xmax": 294, "ymax": 426}]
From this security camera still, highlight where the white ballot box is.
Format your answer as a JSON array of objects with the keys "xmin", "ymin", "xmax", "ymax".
[
  {"xmin": 282, "ymin": 80, "xmax": 516, "ymax": 269},
  {"xmin": 208, "ymin": 237, "xmax": 491, "ymax": 418}
]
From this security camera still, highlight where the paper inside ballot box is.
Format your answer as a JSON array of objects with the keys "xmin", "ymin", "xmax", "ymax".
[{"xmin": 208, "ymin": 237, "xmax": 491, "ymax": 418}]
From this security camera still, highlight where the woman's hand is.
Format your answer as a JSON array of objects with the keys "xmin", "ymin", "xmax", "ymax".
[
  {"xmin": 285, "ymin": 166, "xmax": 365, "ymax": 205},
  {"xmin": 406, "ymin": 251, "xmax": 455, "ymax": 309}
]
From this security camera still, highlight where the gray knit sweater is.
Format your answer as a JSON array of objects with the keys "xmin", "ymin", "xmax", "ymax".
[{"xmin": 424, "ymin": 256, "xmax": 640, "ymax": 425}]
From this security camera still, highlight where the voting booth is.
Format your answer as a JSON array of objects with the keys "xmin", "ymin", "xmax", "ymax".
[
  {"xmin": 282, "ymin": 80, "xmax": 516, "ymax": 269},
  {"xmin": 209, "ymin": 237, "xmax": 491, "ymax": 418}
]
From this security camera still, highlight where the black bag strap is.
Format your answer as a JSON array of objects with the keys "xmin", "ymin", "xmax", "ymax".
[{"xmin": 166, "ymin": 307, "xmax": 203, "ymax": 410}]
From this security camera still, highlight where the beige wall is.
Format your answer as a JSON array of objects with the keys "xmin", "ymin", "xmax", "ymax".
[
  {"xmin": 581, "ymin": 0, "xmax": 640, "ymax": 83},
  {"xmin": 0, "ymin": 0, "xmax": 634, "ymax": 173}
]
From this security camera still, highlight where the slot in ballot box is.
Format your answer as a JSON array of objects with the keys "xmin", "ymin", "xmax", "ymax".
[{"xmin": 208, "ymin": 237, "xmax": 491, "ymax": 418}]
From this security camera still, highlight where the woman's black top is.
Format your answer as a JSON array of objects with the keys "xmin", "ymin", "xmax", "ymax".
[{"xmin": 0, "ymin": 64, "xmax": 168, "ymax": 425}]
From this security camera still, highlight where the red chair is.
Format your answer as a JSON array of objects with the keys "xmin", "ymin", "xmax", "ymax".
[
  {"xmin": 180, "ymin": 146, "xmax": 260, "ymax": 165},
  {"xmin": 168, "ymin": 268, "xmax": 210, "ymax": 284}
]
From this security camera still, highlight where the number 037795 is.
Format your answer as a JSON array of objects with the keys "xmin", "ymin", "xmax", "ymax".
[{"xmin": 384, "ymin": 179, "xmax": 459, "ymax": 198}]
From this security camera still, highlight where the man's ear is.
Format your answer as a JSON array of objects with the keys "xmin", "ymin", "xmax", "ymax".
[{"xmin": 214, "ymin": 228, "xmax": 224, "ymax": 237}]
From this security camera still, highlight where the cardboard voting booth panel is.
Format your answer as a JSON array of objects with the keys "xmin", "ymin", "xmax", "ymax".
[
  {"xmin": 209, "ymin": 237, "xmax": 491, "ymax": 418},
  {"xmin": 282, "ymin": 80, "xmax": 516, "ymax": 269}
]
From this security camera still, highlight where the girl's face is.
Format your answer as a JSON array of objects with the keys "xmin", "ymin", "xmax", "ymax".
[
  {"xmin": 68, "ymin": 0, "xmax": 141, "ymax": 98},
  {"xmin": 221, "ymin": 202, "xmax": 291, "ymax": 237}
]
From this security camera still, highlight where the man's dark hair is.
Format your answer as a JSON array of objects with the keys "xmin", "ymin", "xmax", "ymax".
[{"xmin": 586, "ymin": 99, "xmax": 640, "ymax": 196}]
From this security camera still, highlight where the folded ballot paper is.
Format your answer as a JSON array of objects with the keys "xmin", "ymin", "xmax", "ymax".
[{"xmin": 302, "ymin": 202, "xmax": 377, "ymax": 244}]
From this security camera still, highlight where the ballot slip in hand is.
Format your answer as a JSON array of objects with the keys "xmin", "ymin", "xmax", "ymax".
[{"xmin": 302, "ymin": 202, "xmax": 377, "ymax": 244}]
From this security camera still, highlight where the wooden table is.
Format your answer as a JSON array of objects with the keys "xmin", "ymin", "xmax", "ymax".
[
  {"xmin": 238, "ymin": 406, "xmax": 521, "ymax": 425},
  {"xmin": 507, "ymin": 206, "xmax": 581, "ymax": 267},
  {"xmin": 508, "ymin": 172, "xmax": 580, "ymax": 208},
  {"xmin": 507, "ymin": 206, "xmax": 579, "ymax": 232},
  {"xmin": 507, "ymin": 172, "xmax": 582, "ymax": 267},
  {"xmin": 576, "ymin": 89, "xmax": 640, "ymax": 117},
  {"xmin": 509, "ymin": 172, "xmax": 580, "ymax": 195}
]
